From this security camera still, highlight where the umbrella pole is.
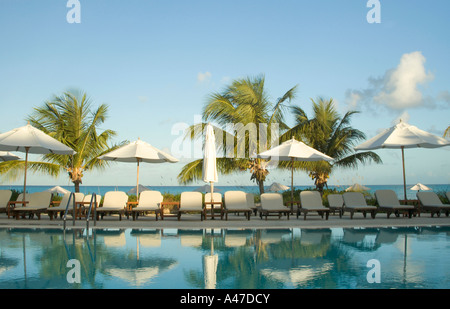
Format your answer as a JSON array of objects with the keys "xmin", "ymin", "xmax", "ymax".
[
  {"xmin": 210, "ymin": 182, "xmax": 214, "ymax": 220},
  {"xmin": 401, "ymin": 146, "xmax": 407, "ymax": 201},
  {"xmin": 291, "ymin": 157, "xmax": 294, "ymax": 202},
  {"xmin": 136, "ymin": 159, "xmax": 140, "ymax": 198},
  {"xmin": 23, "ymin": 147, "xmax": 30, "ymax": 202}
]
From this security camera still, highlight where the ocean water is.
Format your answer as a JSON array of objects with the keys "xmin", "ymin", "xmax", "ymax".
[{"xmin": 1, "ymin": 184, "xmax": 449, "ymax": 200}]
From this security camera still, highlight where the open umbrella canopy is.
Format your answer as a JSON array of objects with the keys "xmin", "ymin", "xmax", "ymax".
[
  {"xmin": 345, "ymin": 183, "xmax": 370, "ymax": 192},
  {"xmin": 98, "ymin": 139, "xmax": 178, "ymax": 197},
  {"xmin": 409, "ymin": 183, "xmax": 431, "ymax": 191},
  {"xmin": 0, "ymin": 123, "xmax": 76, "ymax": 155},
  {"xmin": 98, "ymin": 139, "xmax": 178, "ymax": 163},
  {"xmin": 0, "ymin": 151, "xmax": 21, "ymax": 162},
  {"xmin": 268, "ymin": 182, "xmax": 290, "ymax": 192},
  {"xmin": 354, "ymin": 120, "xmax": 450, "ymax": 150},
  {"xmin": 258, "ymin": 138, "xmax": 334, "ymax": 162},
  {"xmin": 0, "ymin": 123, "xmax": 76, "ymax": 201},
  {"xmin": 354, "ymin": 120, "xmax": 450, "ymax": 200},
  {"xmin": 46, "ymin": 185, "xmax": 70, "ymax": 195},
  {"xmin": 258, "ymin": 138, "xmax": 334, "ymax": 201}
]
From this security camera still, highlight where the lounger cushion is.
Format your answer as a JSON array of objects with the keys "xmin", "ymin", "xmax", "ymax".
[
  {"xmin": 299, "ymin": 191, "xmax": 329, "ymax": 210},
  {"xmin": 375, "ymin": 190, "xmax": 414, "ymax": 209},
  {"xmin": 15, "ymin": 192, "xmax": 52, "ymax": 210},
  {"xmin": 417, "ymin": 192, "xmax": 450, "ymax": 208},
  {"xmin": 180, "ymin": 192, "xmax": 203, "ymax": 211},
  {"xmin": 134, "ymin": 191, "xmax": 163, "ymax": 211},
  {"xmin": 327, "ymin": 194, "xmax": 344, "ymax": 208},
  {"xmin": 0, "ymin": 190, "xmax": 12, "ymax": 209},
  {"xmin": 343, "ymin": 192, "xmax": 377, "ymax": 209},
  {"xmin": 260, "ymin": 193, "xmax": 289, "ymax": 211},
  {"xmin": 224, "ymin": 191, "xmax": 251, "ymax": 211},
  {"xmin": 99, "ymin": 191, "xmax": 128, "ymax": 211}
]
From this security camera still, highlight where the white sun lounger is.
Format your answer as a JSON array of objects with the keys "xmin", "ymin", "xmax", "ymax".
[
  {"xmin": 176, "ymin": 192, "xmax": 205, "ymax": 221},
  {"xmin": 342, "ymin": 192, "xmax": 377, "ymax": 219},
  {"xmin": 417, "ymin": 191, "xmax": 450, "ymax": 217},
  {"xmin": 130, "ymin": 190, "xmax": 163, "ymax": 221},
  {"xmin": 375, "ymin": 189, "xmax": 416, "ymax": 218},
  {"xmin": 47, "ymin": 192, "xmax": 85, "ymax": 220},
  {"xmin": 11, "ymin": 192, "xmax": 53, "ymax": 220},
  {"xmin": 96, "ymin": 191, "xmax": 128, "ymax": 220},
  {"xmin": 0, "ymin": 190, "xmax": 12, "ymax": 214},
  {"xmin": 259, "ymin": 193, "xmax": 290, "ymax": 220},
  {"xmin": 298, "ymin": 191, "xmax": 330, "ymax": 220},
  {"xmin": 204, "ymin": 192, "xmax": 223, "ymax": 220},
  {"xmin": 327, "ymin": 194, "xmax": 344, "ymax": 217},
  {"xmin": 223, "ymin": 191, "xmax": 252, "ymax": 220}
]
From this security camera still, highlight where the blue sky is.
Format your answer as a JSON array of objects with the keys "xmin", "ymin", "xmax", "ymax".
[{"xmin": 0, "ymin": 0, "xmax": 449, "ymax": 188}]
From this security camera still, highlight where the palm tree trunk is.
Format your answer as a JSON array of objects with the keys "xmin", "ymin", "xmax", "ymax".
[
  {"xmin": 258, "ymin": 179, "xmax": 265, "ymax": 195},
  {"xmin": 74, "ymin": 181, "xmax": 81, "ymax": 193}
]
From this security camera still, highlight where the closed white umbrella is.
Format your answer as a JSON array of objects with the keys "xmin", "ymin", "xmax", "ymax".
[
  {"xmin": 258, "ymin": 138, "xmax": 334, "ymax": 201},
  {"xmin": 355, "ymin": 120, "xmax": 450, "ymax": 200},
  {"xmin": 98, "ymin": 139, "xmax": 178, "ymax": 197},
  {"xmin": 0, "ymin": 123, "xmax": 76, "ymax": 201},
  {"xmin": 202, "ymin": 124, "xmax": 218, "ymax": 204}
]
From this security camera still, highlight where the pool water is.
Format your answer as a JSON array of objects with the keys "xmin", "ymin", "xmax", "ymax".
[{"xmin": 0, "ymin": 227, "xmax": 449, "ymax": 289}]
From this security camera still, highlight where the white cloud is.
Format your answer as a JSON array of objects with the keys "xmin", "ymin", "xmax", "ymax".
[
  {"xmin": 373, "ymin": 51, "xmax": 434, "ymax": 109},
  {"xmin": 197, "ymin": 71, "xmax": 212, "ymax": 83},
  {"xmin": 346, "ymin": 51, "xmax": 438, "ymax": 112}
]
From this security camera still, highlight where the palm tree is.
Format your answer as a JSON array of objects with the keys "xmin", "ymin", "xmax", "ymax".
[
  {"xmin": 281, "ymin": 98, "xmax": 382, "ymax": 193},
  {"xmin": 1, "ymin": 90, "xmax": 125, "ymax": 192},
  {"xmin": 178, "ymin": 75, "xmax": 298, "ymax": 194}
]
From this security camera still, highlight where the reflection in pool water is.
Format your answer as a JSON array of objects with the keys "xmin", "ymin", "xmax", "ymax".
[{"xmin": 0, "ymin": 226, "xmax": 449, "ymax": 289}]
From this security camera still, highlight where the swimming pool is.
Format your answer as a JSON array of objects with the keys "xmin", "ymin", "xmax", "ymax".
[{"xmin": 0, "ymin": 227, "xmax": 449, "ymax": 289}]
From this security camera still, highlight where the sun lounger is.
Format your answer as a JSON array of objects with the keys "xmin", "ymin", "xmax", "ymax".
[
  {"xmin": 342, "ymin": 192, "xmax": 377, "ymax": 219},
  {"xmin": 204, "ymin": 192, "xmax": 223, "ymax": 220},
  {"xmin": 0, "ymin": 190, "xmax": 12, "ymax": 214},
  {"xmin": 259, "ymin": 193, "xmax": 291, "ymax": 220},
  {"xmin": 130, "ymin": 191, "xmax": 163, "ymax": 221},
  {"xmin": 375, "ymin": 189, "xmax": 416, "ymax": 218},
  {"xmin": 327, "ymin": 194, "xmax": 344, "ymax": 217},
  {"xmin": 169, "ymin": 192, "xmax": 204, "ymax": 221},
  {"xmin": 96, "ymin": 191, "xmax": 128, "ymax": 220},
  {"xmin": 298, "ymin": 191, "xmax": 330, "ymax": 220},
  {"xmin": 223, "ymin": 191, "xmax": 252, "ymax": 220},
  {"xmin": 417, "ymin": 191, "xmax": 450, "ymax": 217},
  {"xmin": 246, "ymin": 193, "xmax": 257, "ymax": 215},
  {"xmin": 75, "ymin": 194, "xmax": 101, "ymax": 219},
  {"xmin": 11, "ymin": 192, "xmax": 53, "ymax": 220},
  {"xmin": 47, "ymin": 192, "xmax": 85, "ymax": 220}
]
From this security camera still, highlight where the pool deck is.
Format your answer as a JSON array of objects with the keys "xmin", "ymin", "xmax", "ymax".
[{"xmin": 1, "ymin": 211, "xmax": 449, "ymax": 230}]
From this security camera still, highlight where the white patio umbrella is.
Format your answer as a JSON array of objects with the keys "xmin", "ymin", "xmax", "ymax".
[
  {"xmin": 0, "ymin": 151, "xmax": 21, "ymax": 162},
  {"xmin": 257, "ymin": 138, "xmax": 334, "ymax": 201},
  {"xmin": 46, "ymin": 185, "xmax": 70, "ymax": 195},
  {"xmin": 98, "ymin": 139, "xmax": 178, "ymax": 198},
  {"xmin": 345, "ymin": 183, "xmax": 370, "ymax": 192},
  {"xmin": 0, "ymin": 123, "xmax": 76, "ymax": 201},
  {"xmin": 202, "ymin": 123, "xmax": 218, "ymax": 204},
  {"xmin": 268, "ymin": 182, "xmax": 290, "ymax": 192},
  {"xmin": 409, "ymin": 183, "xmax": 431, "ymax": 192},
  {"xmin": 354, "ymin": 120, "xmax": 450, "ymax": 201},
  {"xmin": 127, "ymin": 184, "xmax": 150, "ymax": 195}
]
